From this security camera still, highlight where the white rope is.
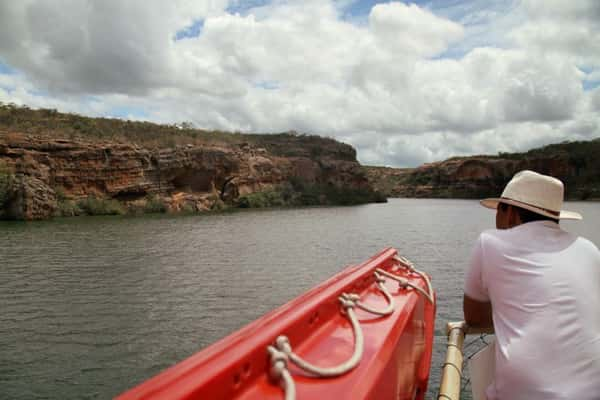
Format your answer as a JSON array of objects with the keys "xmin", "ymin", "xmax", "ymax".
[
  {"xmin": 344, "ymin": 272, "xmax": 395, "ymax": 316},
  {"xmin": 375, "ymin": 268, "xmax": 434, "ymax": 304},
  {"xmin": 268, "ymin": 346, "xmax": 296, "ymax": 400},
  {"xmin": 273, "ymin": 295, "xmax": 364, "ymax": 377},
  {"xmin": 392, "ymin": 256, "xmax": 434, "ymax": 302},
  {"xmin": 267, "ymin": 261, "xmax": 433, "ymax": 399}
]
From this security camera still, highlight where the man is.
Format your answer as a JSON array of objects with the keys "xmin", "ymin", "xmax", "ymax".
[{"xmin": 463, "ymin": 170, "xmax": 600, "ymax": 400}]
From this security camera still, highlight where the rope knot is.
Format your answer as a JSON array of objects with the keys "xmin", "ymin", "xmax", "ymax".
[
  {"xmin": 395, "ymin": 255, "xmax": 415, "ymax": 271},
  {"xmin": 275, "ymin": 335, "xmax": 292, "ymax": 354},
  {"xmin": 374, "ymin": 271, "xmax": 386, "ymax": 284},
  {"xmin": 269, "ymin": 346, "xmax": 289, "ymax": 364},
  {"xmin": 397, "ymin": 277, "xmax": 409, "ymax": 289},
  {"xmin": 339, "ymin": 293, "xmax": 359, "ymax": 309},
  {"xmin": 268, "ymin": 338, "xmax": 291, "ymax": 383}
]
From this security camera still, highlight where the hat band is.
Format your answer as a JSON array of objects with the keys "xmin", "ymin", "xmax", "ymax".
[{"xmin": 499, "ymin": 197, "xmax": 561, "ymax": 217}]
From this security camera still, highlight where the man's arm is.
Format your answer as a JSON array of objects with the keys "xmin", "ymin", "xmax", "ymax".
[
  {"xmin": 463, "ymin": 234, "xmax": 494, "ymax": 331},
  {"xmin": 463, "ymin": 295, "xmax": 493, "ymax": 330}
]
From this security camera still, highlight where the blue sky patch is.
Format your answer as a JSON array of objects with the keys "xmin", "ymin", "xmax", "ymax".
[
  {"xmin": 108, "ymin": 106, "xmax": 149, "ymax": 120},
  {"xmin": 0, "ymin": 60, "xmax": 16, "ymax": 75},
  {"xmin": 338, "ymin": 0, "xmax": 467, "ymax": 22},
  {"xmin": 253, "ymin": 80, "xmax": 280, "ymax": 90},
  {"xmin": 227, "ymin": 0, "xmax": 272, "ymax": 16},
  {"xmin": 583, "ymin": 80, "xmax": 600, "ymax": 91},
  {"xmin": 339, "ymin": 0, "xmax": 387, "ymax": 18},
  {"xmin": 175, "ymin": 19, "xmax": 205, "ymax": 40},
  {"xmin": 579, "ymin": 66, "xmax": 600, "ymax": 91}
]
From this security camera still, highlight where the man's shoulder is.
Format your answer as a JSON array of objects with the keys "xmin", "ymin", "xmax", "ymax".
[
  {"xmin": 573, "ymin": 235, "xmax": 600, "ymax": 254},
  {"xmin": 478, "ymin": 223, "xmax": 600, "ymax": 256},
  {"xmin": 477, "ymin": 223, "xmax": 547, "ymax": 250},
  {"xmin": 478, "ymin": 227, "xmax": 516, "ymax": 245}
]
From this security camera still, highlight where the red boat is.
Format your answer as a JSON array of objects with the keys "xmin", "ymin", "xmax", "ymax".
[{"xmin": 117, "ymin": 248, "xmax": 436, "ymax": 400}]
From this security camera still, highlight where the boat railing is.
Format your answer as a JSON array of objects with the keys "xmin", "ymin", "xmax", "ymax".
[{"xmin": 437, "ymin": 321, "xmax": 494, "ymax": 400}]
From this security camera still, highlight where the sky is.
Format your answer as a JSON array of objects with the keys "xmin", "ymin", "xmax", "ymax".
[{"xmin": 0, "ymin": 0, "xmax": 599, "ymax": 167}]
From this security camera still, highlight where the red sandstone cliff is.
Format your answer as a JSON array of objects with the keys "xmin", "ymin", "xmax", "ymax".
[
  {"xmin": 366, "ymin": 139, "xmax": 600, "ymax": 200},
  {"xmin": 0, "ymin": 131, "xmax": 378, "ymax": 220}
]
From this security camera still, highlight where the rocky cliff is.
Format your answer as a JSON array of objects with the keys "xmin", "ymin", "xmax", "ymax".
[
  {"xmin": 366, "ymin": 139, "xmax": 600, "ymax": 200},
  {"xmin": 0, "ymin": 106, "xmax": 382, "ymax": 220}
]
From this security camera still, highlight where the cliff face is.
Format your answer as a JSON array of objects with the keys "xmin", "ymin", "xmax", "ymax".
[
  {"xmin": 0, "ymin": 131, "xmax": 378, "ymax": 220},
  {"xmin": 366, "ymin": 139, "xmax": 600, "ymax": 200}
]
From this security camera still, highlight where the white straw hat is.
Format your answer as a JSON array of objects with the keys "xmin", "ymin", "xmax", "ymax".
[{"xmin": 480, "ymin": 170, "xmax": 582, "ymax": 220}]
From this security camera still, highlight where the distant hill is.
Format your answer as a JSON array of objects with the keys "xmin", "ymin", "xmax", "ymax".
[{"xmin": 365, "ymin": 138, "xmax": 600, "ymax": 200}]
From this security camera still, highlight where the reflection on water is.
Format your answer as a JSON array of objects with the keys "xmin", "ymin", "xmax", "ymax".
[{"xmin": 1, "ymin": 199, "xmax": 597, "ymax": 399}]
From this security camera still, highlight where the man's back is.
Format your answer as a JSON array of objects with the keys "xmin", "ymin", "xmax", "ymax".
[{"xmin": 465, "ymin": 220, "xmax": 600, "ymax": 400}]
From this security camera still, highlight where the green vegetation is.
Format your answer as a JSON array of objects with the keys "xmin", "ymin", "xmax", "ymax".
[
  {"xmin": 0, "ymin": 102, "xmax": 244, "ymax": 146},
  {"xmin": 238, "ymin": 180, "xmax": 386, "ymax": 209},
  {"xmin": 238, "ymin": 190, "xmax": 287, "ymax": 208},
  {"xmin": 497, "ymin": 139, "xmax": 600, "ymax": 159},
  {"xmin": 56, "ymin": 199, "xmax": 83, "ymax": 217},
  {"xmin": 0, "ymin": 103, "xmax": 353, "ymax": 158},
  {"xmin": 76, "ymin": 196, "xmax": 126, "ymax": 216},
  {"xmin": 143, "ymin": 195, "xmax": 167, "ymax": 214}
]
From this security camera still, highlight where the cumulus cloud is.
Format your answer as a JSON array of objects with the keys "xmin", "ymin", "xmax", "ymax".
[
  {"xmin": 0, "ymin": 0, "xmax": 229, "ymax": 94},
  {"xmin": 511, "ymin": 0, "xmax": 600, "ymax": 66},
  {"xmin": 0, "ymin": 0, "xmax": 598, "ymax": 167}
]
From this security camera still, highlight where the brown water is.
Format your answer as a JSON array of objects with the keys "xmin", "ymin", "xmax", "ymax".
[{"xmin": 1, "ymin": 199, "xmax": 598, "ymax": 399}]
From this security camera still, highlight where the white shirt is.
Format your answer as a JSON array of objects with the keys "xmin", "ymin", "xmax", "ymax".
[{"xmin": 464, "ymin": 221, "xmax": 600, "ymax": 400}]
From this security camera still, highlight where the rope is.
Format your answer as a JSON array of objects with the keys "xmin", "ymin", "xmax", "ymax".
[
  {"xmin": 267, "ymin": 257, "xmax": 432, "ymax": 399},
  {"xmin": 393, "ymin": 256, "xmax": 434, "ymax": 302},
  {"xmin": 375, "ymin": 268, "xmax": 434, "ymax": 304},
  {"xmin": 274, "ymin": 296, "xmax": 364, "ymax": 377},
  {"xmin": 345, "ymin": 272, "xmax": 395, "ymax": 316},
  {"xmin": 268, "ymin": 346, "xmax": 296, "ymax": 400}
]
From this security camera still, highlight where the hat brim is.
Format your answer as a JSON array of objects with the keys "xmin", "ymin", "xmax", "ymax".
[{"xmin": 480, "ymin": 198, "xmax": 582, "ymax": 220}]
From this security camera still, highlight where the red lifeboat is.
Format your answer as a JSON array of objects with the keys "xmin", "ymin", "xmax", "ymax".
[{"xmin": 117, "ymin": 248, "xmax": 436, "ymax": 400}]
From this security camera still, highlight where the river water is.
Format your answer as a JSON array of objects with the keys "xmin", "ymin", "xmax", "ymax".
[{"xmin": 1, "ymin": 199, "xmax": 598, "ymax": 399}]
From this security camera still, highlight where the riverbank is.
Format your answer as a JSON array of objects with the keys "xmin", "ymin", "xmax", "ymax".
[{"xmin": 0, "ymin": 104, "xmax": 384, "ymax": 220}]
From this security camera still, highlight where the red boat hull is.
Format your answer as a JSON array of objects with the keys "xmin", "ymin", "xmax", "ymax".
[{"xmin": 117, "ymin": 248, "xmax": 436, "ymax": 400}]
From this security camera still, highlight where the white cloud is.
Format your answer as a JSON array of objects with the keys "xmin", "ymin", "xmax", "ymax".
[
  {"xmin": 0, "ymin": 0, "xmax": 598, "ymax": 167},
  {"xmin": 510, "ymin": 0, "xmax": 600, "ymax": 67},
  {"xmin": 369, "ymin": 2, "xmax": 464, "ymax": 57}
]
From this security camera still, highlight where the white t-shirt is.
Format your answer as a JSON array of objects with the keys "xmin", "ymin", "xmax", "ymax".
[{"xmin": 464, "ymin": 220, "xmax": 600, "ymax": 400}]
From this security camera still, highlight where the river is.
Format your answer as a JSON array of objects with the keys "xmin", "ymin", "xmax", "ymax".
[{"xmin": 1, "ymin": 199, "xmax": 598, "ymax": 399}]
